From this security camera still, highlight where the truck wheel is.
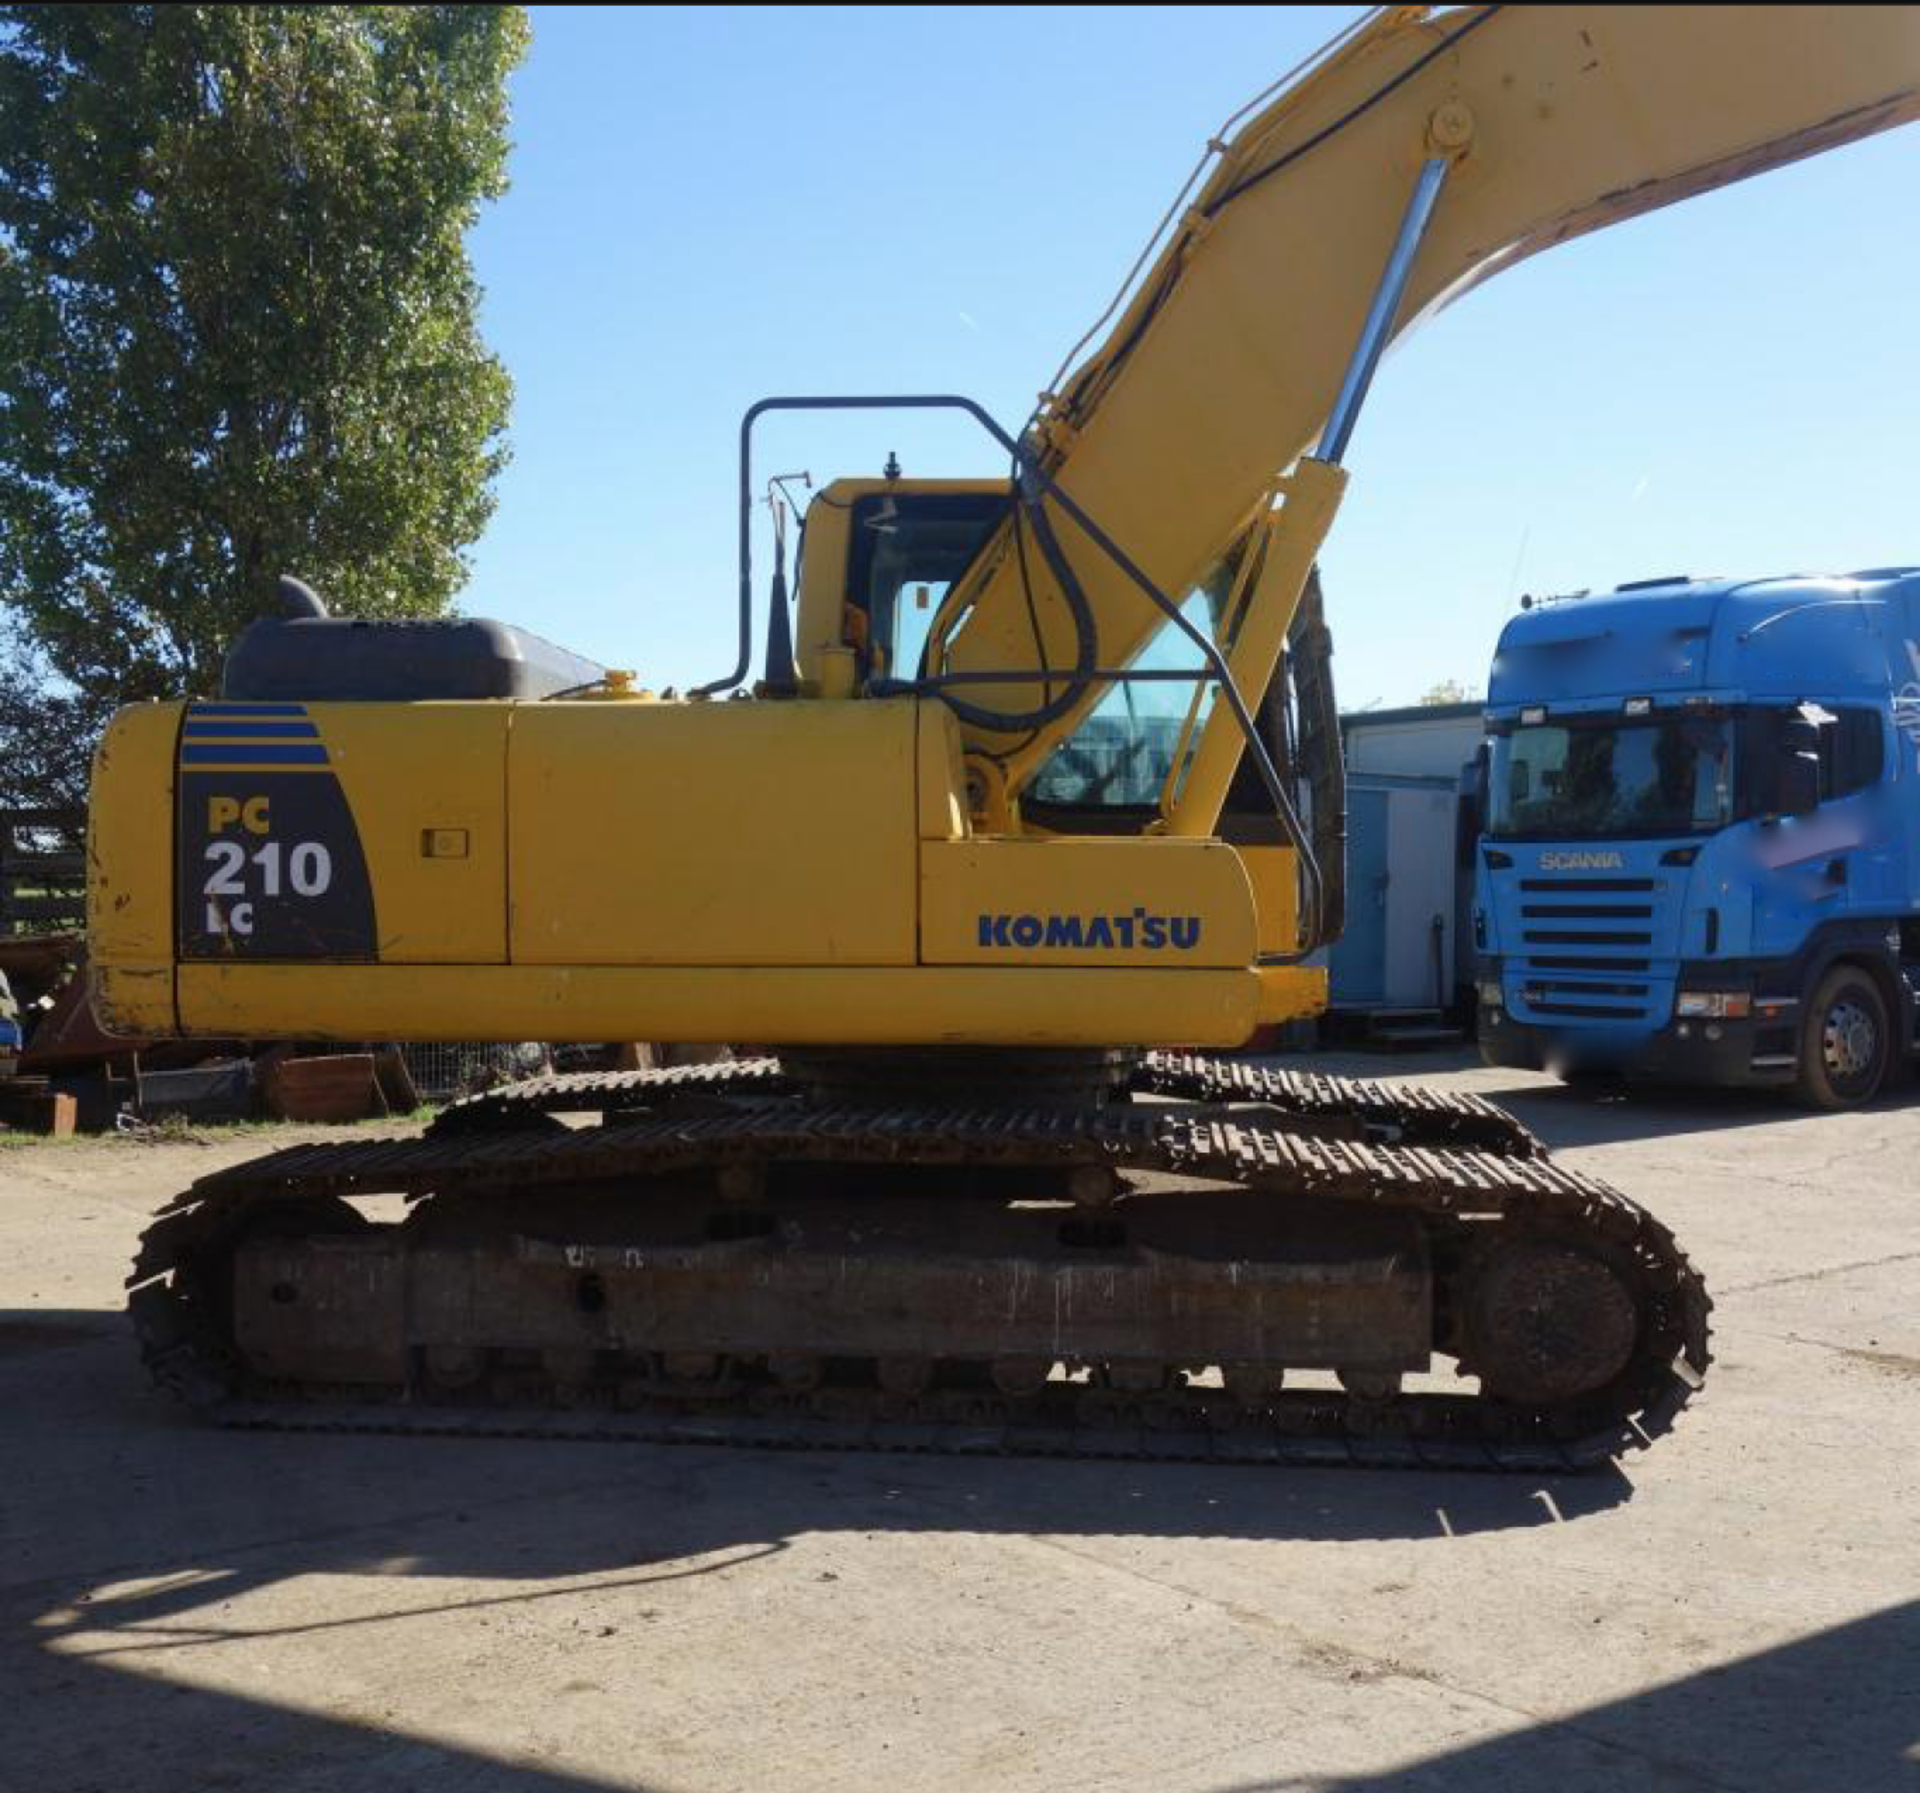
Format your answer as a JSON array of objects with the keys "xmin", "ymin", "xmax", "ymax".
[{"xmin": 1795, "ymin": 966, "xmax": 1890, "ymax": 1110}]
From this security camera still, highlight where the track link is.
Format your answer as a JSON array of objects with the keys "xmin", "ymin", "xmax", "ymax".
[
  {"xmin": 127, "ymin": 1055, "xmax": 1710, "ymax": 1472},
  {"xmin": 428, "ymin": 1051, "xmax": 1545, "ymax": 1160}
]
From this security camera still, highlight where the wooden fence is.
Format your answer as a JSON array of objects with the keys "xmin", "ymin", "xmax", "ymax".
[{"xmin": 1, "ymin": 807, "xmax": 86, "ymax": 937}]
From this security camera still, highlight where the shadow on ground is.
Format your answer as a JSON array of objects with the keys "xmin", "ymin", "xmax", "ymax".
[
  {"xmin": 1203, "ymin": 1597, "xmax": 1920, "ymax": 1793},
  {"xmin": 16, "ymin": 1601, "xmax": 1918, "ymax": 1793},
  {"xmin": 0, "ymin": 1313, "xmax": 1633, "ymax": 1789},
  {"xmin": 3, "ymin": 1312, "xmax": 1630, "ymax": 1581},
  {"xmin": 2, "ymin": 1322, "xmax": 1907, "ymax": 1790}
]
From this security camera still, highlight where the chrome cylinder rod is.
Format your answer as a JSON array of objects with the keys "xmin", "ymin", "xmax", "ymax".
[{"xmin": 1318, "ymin": 154, "xmax": 1451, "ymax": 467}]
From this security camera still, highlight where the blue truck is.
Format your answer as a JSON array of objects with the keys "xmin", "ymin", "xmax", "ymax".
[{"xmin": 1473, "ymin": 567, "xmax": 1920, "ymax": 1108}]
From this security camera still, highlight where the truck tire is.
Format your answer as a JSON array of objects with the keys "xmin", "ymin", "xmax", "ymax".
[{"xmin": 1795, "ymin": 965, "xmax": 1890, "ymax": 1110}]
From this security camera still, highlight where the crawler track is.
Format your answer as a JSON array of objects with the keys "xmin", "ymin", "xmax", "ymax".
[{"xmin": 127, "ymin": 1055, "xmax": 1709, "ymax": 1472}]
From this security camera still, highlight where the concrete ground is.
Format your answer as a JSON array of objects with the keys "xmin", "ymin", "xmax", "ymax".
[{"xmin": 1, "ymin": 1053, "xmax": 1916, "ymax": 1793}]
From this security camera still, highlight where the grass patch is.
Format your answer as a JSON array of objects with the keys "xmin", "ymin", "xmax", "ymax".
[{"xmin": 0, "ymin": 1104, "xmax": 438, "ymax": 1150}]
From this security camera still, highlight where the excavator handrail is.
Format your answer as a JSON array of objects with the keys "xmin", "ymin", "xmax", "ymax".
[{"xmin": 720, "ymin": 393, "xmax": 1236, "ymax": 705}]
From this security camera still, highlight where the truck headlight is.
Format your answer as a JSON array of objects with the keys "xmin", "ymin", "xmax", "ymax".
[
  {"xmin": 1477, "ymin": 980, "xmax": 1504, "ymax": 1009},
  {"xmin": 1675, "ymin": 991, "xmax": 1751, "ymax": 1019}
]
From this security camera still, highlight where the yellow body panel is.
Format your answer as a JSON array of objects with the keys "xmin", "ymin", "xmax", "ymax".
[
  {"xmin": 87, "ymin": 703, "xmax": 180, "ymax": 1031},
  {"xmin": 88, "ymin": 688, "xmax": 1280, "ymax": 1045},
  {"xmin": 1257, "ymin": 964, "xmax": 1326, "ymax": 1025},
  {"xmin": 173, "ymin": 962, "xmax": 1264, "ymax": 1048},
  {"xmin": 305, "ymin": 704, "xmax": 508, "ymax": 963},
  {"xmin": 920, "ymin": 837, "xmax": 1255, "ymax": 968},
  {"xmin": 88, "ymin": 704, "xmax": 178, "ymax": 966},
  {"xmin": 916, "ymin": 703, "xmax": 968, "ymax": 840},
  {"xmin": 93, "ymin": 966, "xmax": 164, "ymax": 1035},
  {"xmin": 507, "ymin": 700, "xmax": 920, "ymax": 966},
  {"xmin": 1238, "ymin": 845, "xmax": 1299, "ymax": 960}
]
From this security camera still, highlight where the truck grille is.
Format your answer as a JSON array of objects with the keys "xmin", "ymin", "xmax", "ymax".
[
  {"xmin": 1512, "ymin": 876, "xmax": 1660, "ymax": 1022},
  {"xmin": 1520, "ymin": 980, "xmax": 1651, "ymax": 1021},
  {"xmin": 1519, "ymin": 879, "xmax": 1654, "ymax": 947},
  {"xmin": 1527, "ymin": 955, "xmax": 1651, "ymax": 972}
]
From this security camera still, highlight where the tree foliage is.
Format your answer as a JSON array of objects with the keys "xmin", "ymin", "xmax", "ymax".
[
  {"xmin": 1419, "ymin": 678, "xmax": 1481, "ymax": 706},
  {"xmin": 0, "ymin": 4, "xmax": 528, "ymax": 709}
]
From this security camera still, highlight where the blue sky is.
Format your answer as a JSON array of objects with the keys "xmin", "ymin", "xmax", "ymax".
[{"xmin": 462, "ymin": 5, "xmax": 1920, "ymax": 709}]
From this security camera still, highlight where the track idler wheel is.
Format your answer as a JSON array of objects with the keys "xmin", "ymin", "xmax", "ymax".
[{"xmin": 1458, "ymin": 1230, "xmax": 1641, "ymax": 1405}]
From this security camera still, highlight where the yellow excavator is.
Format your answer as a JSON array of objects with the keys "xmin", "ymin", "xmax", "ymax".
[{"xmin": 94, "ymin": 7, "xmax": 1919, "ymax": 1468}]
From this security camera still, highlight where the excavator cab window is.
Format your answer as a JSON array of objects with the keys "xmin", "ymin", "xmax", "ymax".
[
  {"xmin": 1025, "ymin": 591, "xmax": 1221, "ymax": 824},
  {"xmin": 1023, "ymin": 555, "xmax": 1274, "ymax": 836},
  {"xmin": 844, "ymin": 491, "xmax": 1010, "ymax": 684},
  {"xmin": 1024, "ymin": 570, "xmax": 1324, "ymax": 854}
]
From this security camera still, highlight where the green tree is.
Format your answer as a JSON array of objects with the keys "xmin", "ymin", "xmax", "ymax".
[
  {"xmin": 1420, "ymin": 678, "xmax": 1481, "ymax": 706},
  {"xmin": 0, "ymin": 4, "xmax": 528, "ymax": 712}
]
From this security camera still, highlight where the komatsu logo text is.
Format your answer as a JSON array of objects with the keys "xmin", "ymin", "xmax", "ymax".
[
  {"xmin": 1538, "ymin": 850, "xmax": 1626, "ymax": 871},
  {"xmin": 977, "ymin": 911, "xmax": 1202, "ymax": 950}
]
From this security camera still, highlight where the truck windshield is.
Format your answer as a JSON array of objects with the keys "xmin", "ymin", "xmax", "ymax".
[{"xmin": 1488, "ymin": 717, "xmax": 1734, "ymax": 839}]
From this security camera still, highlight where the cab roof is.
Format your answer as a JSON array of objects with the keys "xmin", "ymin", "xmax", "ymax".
[{"xmin": 1487, "ymin": 568, "xmax": 1920, "ymax": 715}]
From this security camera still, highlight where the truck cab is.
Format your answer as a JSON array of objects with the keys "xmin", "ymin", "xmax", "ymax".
[{"xmin": 1474, "ymin": 569, "xmax": 1920, "ymax": 1107}]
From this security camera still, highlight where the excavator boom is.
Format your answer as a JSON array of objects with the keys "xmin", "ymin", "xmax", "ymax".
[{"xmin": 910, "ymin": 4, "xmax": 1920, "ymax": 796}]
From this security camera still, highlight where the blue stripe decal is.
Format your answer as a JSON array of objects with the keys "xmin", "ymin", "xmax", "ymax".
[
  {"xmin": 182, "ymin": 721, "xmax": 321, "ymax": 739},
  {"xmin": 181, "ymin": 743, "xmax": 331, "ymax": 766},
  {"xmin": 187, "ymin": 702, "xmax": 309, "ymax": 716}
]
